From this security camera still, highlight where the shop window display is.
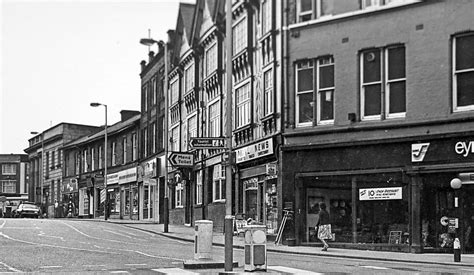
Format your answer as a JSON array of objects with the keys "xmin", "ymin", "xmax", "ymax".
[{"xmin": 303, "ymin": 173, "xmax": 409, "ymax": 246}]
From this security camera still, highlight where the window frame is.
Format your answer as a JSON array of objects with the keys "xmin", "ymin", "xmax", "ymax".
[
  {"xmin": 196, "ymin": 170, "xmax": 202, "ymax": 205},
  {"xmin": 132, "ymin": 133, "xmax": 137, "ymax": 161},
  {"xmin": 232, "ymin": 17, "xmax": 248, "ymax": 55},
  {"xmin": 212, "ymin": 164, "xmax": 225, "ymax": 202},
  {"xmin": 184, "ymin": 63, "xmax": 195, "ymax": 93},
  {"xmin": 171, "ymin": 125, "xmax": 180, "ymax": 152},
  {"xmin": 170, "ymin": 77, "xmax": 179, "ymax": 106},
  {"xmin": 91, "ymin": 147, "xmax": 95, "ymax": 171},
  {"xmin": 111, "ymin": 141, "xmax": 116, "ymax": 166},
  {"xmin": 295, "ymin": 60, "xmax": 315, "ymax": 127},
  {"xmin": 316, "ymin": 56, "xmax": 335, "ymax": 124},
  {"xmin": 122, "ymin": 137, "xmax": 127, "ymax": 164},
  {"xmin": 261, "ymin": 0, "xmax": 272, "ymax": 35},
  {"xmin": 175, "ymin": 182, "xmax": 184, "ymax": 208},
  {"xmin": 205, "ymin": 43, "xmax": 218, "ymax": 77},
  {"xmin": 263, "ymin": 68, "xmax": 274, "ymax": 116},
  {"xmin": 0, "ymin": 180, "xmax": 16, "ymax": 193},
  {"xmin": 360, "ymin": 45, "xmax": 406, "ymax": 121},
  {"xmin": 208, "ymin": 100, "xmax": 221, "ymax": 137},
  {"xmin": 453, "ymin": 32, "xmax": 474, "ymax": 112},
  {"xmin": 98, "ymin": 146, "xmax": 103, "ymax": 169},
  {"xmin": 1, "ymin": 164, "xmax": 16, "ymax": 175},
  {"xmin": 83, "ymin": 149, "xmax": 88, "ymax": 173},
  {"xmin": 235, "ymin": 81, "xmax": 251, "ymax": 128}
]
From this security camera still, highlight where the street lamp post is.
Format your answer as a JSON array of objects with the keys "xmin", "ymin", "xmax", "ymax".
[
  {"xmin": 90, "ymin": 102, "xmax": 108, "ymax": 221},
  {"xmin": 140, "ymin": 37, "xmax": 169, "ymax": 231}
]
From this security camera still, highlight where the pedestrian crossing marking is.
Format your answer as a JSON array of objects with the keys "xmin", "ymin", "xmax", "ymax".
[
  {"xmin": 268, "ymin": 266, "xmax": 323, "ymax": 274},
  {"xmin": 152, "ymin": 268, "xmax": 200, "ymax": 274}
]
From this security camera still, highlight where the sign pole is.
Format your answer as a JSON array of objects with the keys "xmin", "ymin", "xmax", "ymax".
[{"xmin": 224, "ymin": 0, "xmax": 234, "ymax": 271}]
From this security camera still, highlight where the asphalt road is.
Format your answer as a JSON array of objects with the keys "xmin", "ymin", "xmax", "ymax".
[{"xmin": 1, "ymin": 218, "xmax": 473, "ymax": 274}]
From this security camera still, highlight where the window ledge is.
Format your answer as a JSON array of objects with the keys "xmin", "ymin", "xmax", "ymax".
[{"xmin": 290, "ymin": 1, "xmax": 423, "ymax": 30}]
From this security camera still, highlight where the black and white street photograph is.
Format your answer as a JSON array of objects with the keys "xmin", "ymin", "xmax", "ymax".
[{"xmin": 1, "ymin": 0, "xmax": 474, "ymax": 274}]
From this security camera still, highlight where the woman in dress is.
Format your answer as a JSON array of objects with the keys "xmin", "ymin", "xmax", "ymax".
[{"xmin": 317, "ymin": 202, "xmax": 331, "ymax": 251}]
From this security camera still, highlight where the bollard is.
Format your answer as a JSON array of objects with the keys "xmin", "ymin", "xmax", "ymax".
[{"xmin": 454, "ymin": 238, "xmax": 461, "ymax": 262}]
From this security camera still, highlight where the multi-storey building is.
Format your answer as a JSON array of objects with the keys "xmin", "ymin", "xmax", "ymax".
[
  {"xmin": 0, "ymin": 154, "xmax": 29, "ymax": 217},
  {"xmin": 62, "ymin": 111, "xmax": 140, "ymax": 219},
  {"xmin": 138, "ymin": 30, "xmax": 174, "ymax": 222},
  {"xmin": 25, "ymin": 123, "xmax": 100, "ymax": 217},
  {"xmin": 282, "ymin": 0, "xmax": 474, "ymax": 253},
  {"xmin": 160, "ymin": 0, "xmax": 284, "ymax": 236}
]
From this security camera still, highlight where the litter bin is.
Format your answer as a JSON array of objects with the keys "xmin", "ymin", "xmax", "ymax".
[
  {"xmin": 244, "ymin": 224, "xmax": 267, "ymax": 272},
  {"xmin": 194, "ymin": 220, "xmax": 213, "ymax": 259}
]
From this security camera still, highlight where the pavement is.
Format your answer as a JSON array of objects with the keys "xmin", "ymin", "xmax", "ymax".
[{"xmin": 72, "ymin": 217, "xmax": 474, "ymax": 269}]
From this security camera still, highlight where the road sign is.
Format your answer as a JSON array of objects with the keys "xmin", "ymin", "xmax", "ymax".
[
  {"xmin": 174, "ymin": 171, "xmax": 182, "ymax": 183},
  {"xmin": 189, "ymin": 137, "xmax": 225, "ymax": 149},
  {"xmin": 168, "ymin": 152, "xmax": 194, "ymax": 167}
]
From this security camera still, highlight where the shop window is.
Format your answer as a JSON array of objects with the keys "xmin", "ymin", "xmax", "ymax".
[
  {"xmin": 0, "ymin": 180, "xmax": 16, "ymax": 193},
  {"xmin": 360, "ymin": 45, "xmax": 406, "ymax": 120},
  {"xmin": 453, "ymin": 32, "xmax": 474, "ymax": 112}
]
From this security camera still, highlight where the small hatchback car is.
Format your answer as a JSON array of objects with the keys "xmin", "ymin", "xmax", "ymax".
[{"xmin": 15, "ymin": 203, "xmax": 41, "ymax": 218}]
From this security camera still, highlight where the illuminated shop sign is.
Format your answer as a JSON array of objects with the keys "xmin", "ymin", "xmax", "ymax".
[
  {"xmin": 411, "ymin": 138, "xmax": 474, "ymax": 164},
  {"xmin": 359, "ymin": 187, "xmax": 402, "ymax": 201}
]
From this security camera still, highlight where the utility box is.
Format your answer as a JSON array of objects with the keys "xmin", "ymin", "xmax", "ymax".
[
  {"xmin": 194, "ymin": 220, "xmax": 213, "ymax": 259},
  {"xmin": 244, "ymin": 224, "xmax": 267, "ymax": 271}
]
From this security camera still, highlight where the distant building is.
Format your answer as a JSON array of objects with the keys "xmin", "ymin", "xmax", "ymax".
[
  {"xmin": 0, "ymin": 154, "xmax": 29, "ymax": 217},
  {"xmin": 24, "ymin": 123, "xmax": 100, "ymax": 217},
  {"xmin": 62, "ymin": 111, "xmax": 140, "ymax": 219}
]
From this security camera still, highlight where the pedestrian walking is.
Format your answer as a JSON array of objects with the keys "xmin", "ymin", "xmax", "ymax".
[{"xmin": 316, "ymin": 202, "xmax": 331, "ymax": 251}]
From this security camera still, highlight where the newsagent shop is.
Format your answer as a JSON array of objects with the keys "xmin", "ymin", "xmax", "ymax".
[{"xmin": 281, "ymin": 135, "xmax": 474, "ymax": 253}]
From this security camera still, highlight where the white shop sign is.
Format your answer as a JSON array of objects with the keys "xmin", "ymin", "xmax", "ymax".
[
  {"xmin": 236, "ymin": 138, "xmax": 273, "ymax": 164},
  {"xmin": 359, "ymin": 187, "xmax": 402, "ymax": 201},
  {"xmin": 106, "ymin": 172, "xmax": 119, "ymax": 185},
  {"xmin": 118, "ymin": 167, "xmax": 137, "ymax": 184}
]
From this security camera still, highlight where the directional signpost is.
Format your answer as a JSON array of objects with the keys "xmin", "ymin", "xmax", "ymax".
[
  {"xmin": 189, "ymin": 137, "xmax": 225, "ymax": 149},
  {"xmin": 168, "ymin": 152, "xmax": 194, "ymax": 167}
]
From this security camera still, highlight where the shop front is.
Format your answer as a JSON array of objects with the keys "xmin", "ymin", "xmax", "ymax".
[
  {"xmin": 139, "ymin": 157, "xmax": 160, "ymax": 221},
  {"xmin": 118, "ymin": 167, "xmax": 138, "ymax": 220},
  {"xmin": 283, "ymin": 134, "xmax": 474, "ymax": 253},
  {"xmin": 236, "ymin": 137, "xmax": 279, "ymax": 237},
  {"xmin": 61, "ymin": 178, "xmax": 79, "ymax": 217},
  {"xmin": 106, "ymin": 172, "xmax": 120, "ymax": 218}
]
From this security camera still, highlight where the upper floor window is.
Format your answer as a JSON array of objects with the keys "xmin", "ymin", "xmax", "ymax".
[
  {"xmin": 75, "ymin": 153, "xmax": 80, "ymax": 175},
  {"xmin": 233, "ymin": 17, "xmax": 248, "ymax": 55},
  {"xmin": 262, "ymin": 0, "xmax": 272, "ymax": 35},
  {"xmin": 111, "ymin": 142, "xmax": 117, "ymax": 166},
  {"xmin": 196, "ymin": 170, "xmax": 202, "ymax": 205},
  {"xmin": 209, "ymin": 101, "xmax": 221, "ymax": 137},
  {"xmin": 360, "ymin": 45, "xmax": 406, "ymax": 120},
  {"xmin": 0, "ymin": 180, "xmax": 16, "ymax": 193},
  {"xmin": 98, "ymin": 146, "xmax": 103, "ymax": 169},
  {"xmin": 143, "ymin": 128, "xmax": 148, "ymax": 157},
  {"xmin": 91, "ymin": 148, "xmax": 95, "ymax": 171},
  {"xmin": 236, "ymin": 83, "xmax": 251, "ymax": 128},
  {"xmin": 213, "ymin": 164, "xmax": 225, "ymax": 202},
  {"xmin": 184, "ymin": 63, "xmax": 195, "ymax": 93},
  {"xmin": 1, "ymin": 164, "xmax": 16, "ymax": 175},
  {"xmin": 453, "ymin": 32, "xmax": 474, "ymax": 112},
  {"xmin": 151, "ymin": 78, "xmax": 156, "ymax": 106},
  {"xmin": 83, "ymin": 149, "xmax": 88, "ymax": 173},
  {"xmin": 362, "ymin": 0, "xmax": 413, "ymax": 9},
  {"xmin": 205, "ymin": 43, "xmax": 218, "ymax": 77},
  {"xmin": 295, "ymin": 57, "xmax": 335, "ymax": 127},
  {"xmin": 122, "ymin": 137, "xmax": 127, "ymax": 164},
  {"xmin": 264, "ymin": 69, "xmax": 274, "ymax": 116},
  {"xmin": 143, "ymin": 84, "xmax": 149, "ymax": 112},
  {"xmin": 171, "ymin": 126, "xmax": 180, "ymax": 151},
  {"xmin": 170, "ymin": 78, "xmax": 179, "ymax": 106},
  {"xmin": 132, "ymin": 133, "xmax": 137, "ymax": 161},
  {"xmin": 296, "ymin": 0, "xmax": 332, "ymax": 23},
  {"xmin": 151, "ymin": 123, "xmax": 156, "ymax": 154},
  {"xmin": 188, "ymin": 115, "xmax": 197, "ymax": 146},
  {"xmin": 51, "ymin": 150, "xmax": 55, "ymax": 169}
]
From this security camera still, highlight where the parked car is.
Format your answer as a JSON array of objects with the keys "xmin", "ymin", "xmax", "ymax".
[{"xmin": 15, "ymin": 203, "xmax": 40, "ymax": 218}]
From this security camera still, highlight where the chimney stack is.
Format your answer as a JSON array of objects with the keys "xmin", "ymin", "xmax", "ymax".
[{"xmin": 140, "ymin": 60, "xmax": 146, "ymax": 72}]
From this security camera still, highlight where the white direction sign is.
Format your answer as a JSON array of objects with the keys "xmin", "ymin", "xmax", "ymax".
[{"xmin": 168, "ymin": 152, "xmax": 194, "ymax": 167}]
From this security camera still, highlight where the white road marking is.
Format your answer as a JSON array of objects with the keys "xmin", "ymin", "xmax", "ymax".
[
  {"xmin": 268, "ymin": 265, "xmax": 323, "ymax": 274},
  {"xmin": 37, "ymin": 232, "xmax": 66, "ymax": 241},
  {"xmin": 39, "ymin": 266, "xmax": 62, "ymax": 269},
  {"xmin": 105, "ymin": 229, "xmax": 133, "ymax": 238},
  {"xmin": 110, "ymin": 271, "xmax": 129, "ymax": 274},
  {"xmin": 152, "ymin": 268, "xmax": 200, "ymax": 274},
  {"xmin": 0, "ymin": 261, "xmax": 22, "ymax": 273},
  {"xmin": 84, "ymin": 264, "xmax": 106, "ymax": 267},
  {"xmin": 0, "ymin": 220, "xmax": 6, "ymax": 229},
  {"xmin": 124, "ymin": 263, "xmax": 147, "ymax": 266},
  {"xmin": 0, "ymin": 232, "xmax": 119, "ymax": 255},
  {"xmin": 360, "ymin": 265, "xmax": 389, "ymax": 270}
]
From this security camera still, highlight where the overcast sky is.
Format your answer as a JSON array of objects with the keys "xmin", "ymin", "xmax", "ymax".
[{"xmin": 1, "ymin": 0, "xmax": 189, "ymax": 154}]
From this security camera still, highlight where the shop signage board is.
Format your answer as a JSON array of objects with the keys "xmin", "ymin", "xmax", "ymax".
[
  {"xmin": 189, "ymin": 137, "xmax": 225, "ymax": 149},
  {"xmin": 359, "ymin": 187, "xmax": 402, "ymax": 201},
  {"xmin": 235, "ymin": 138, "xmax": 273, "ymax": 164},
  {"xmin": 106, "ymin": 172, "xmax": 119, "ymax": 185},
  {"xmin": 118, "ymin": 167, "xmax": 137, "ymax": 184},
  {"xmin": 411, "ymin": 137, "xmax": 474, "ymax": 164},
  {"xmin": 168, "ymin": 152, "xmax": 194, "ymax": 167}
]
